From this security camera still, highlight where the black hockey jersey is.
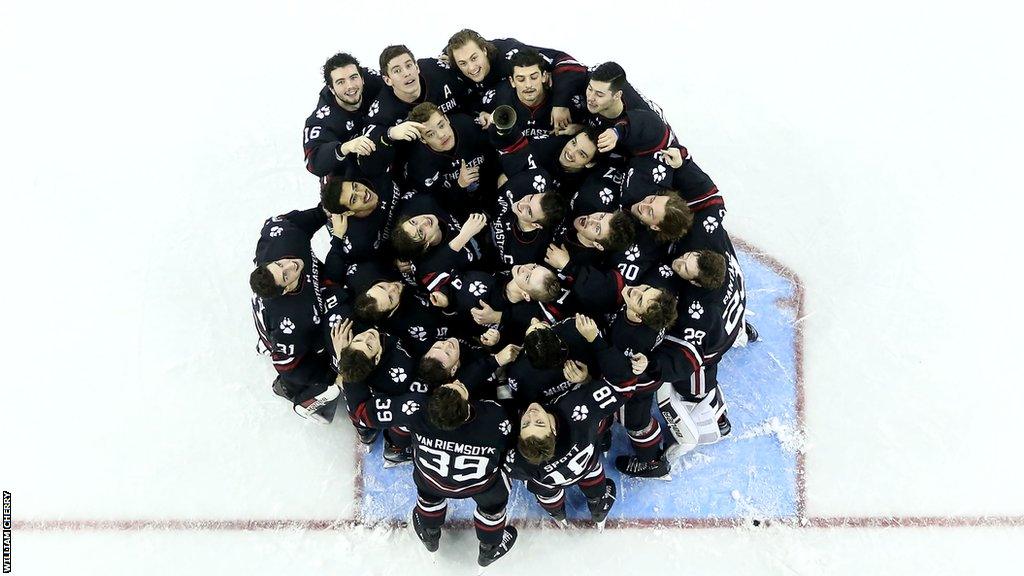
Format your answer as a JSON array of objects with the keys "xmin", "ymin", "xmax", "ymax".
[
  {"xmin": 303, "ymin": 68, "xmax": 385, "ymax": 177},
  {"xmin": 364, "ymin": 58, "xmax": 468, "ymax": 138},
  {"xmin": 620, "ymin": 147, "xmax": 724, "ymax": 211}
]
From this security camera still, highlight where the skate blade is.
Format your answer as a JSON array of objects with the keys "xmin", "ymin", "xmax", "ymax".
[
  {"xmin": 383, "ymin": 458, "xmax": 412, "ymax": 469},
  {"xmin": 596, "ymin": 519, "xmax": 606, "ymax": 531}
]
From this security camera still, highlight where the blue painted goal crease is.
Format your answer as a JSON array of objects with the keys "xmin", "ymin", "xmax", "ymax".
[{"xmin": 357, "ymin": 247, "xmax": 800, "ymax": 524}]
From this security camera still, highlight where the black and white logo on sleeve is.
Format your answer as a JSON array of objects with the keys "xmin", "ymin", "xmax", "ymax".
[
  {"xmin": 316, "ymin": 105, "xmax": 331, "ymax": 119},
  {"xmin": 571, "ymin": 405, "xmax": 589, "ymax": 422},
  {"xmin": 279, "ymin": 318, "xmax": 295, "ymax": 334},
  {"xmin": 390, "ymin": 367, "xmax": 408, "ymax": 383},
  {"xmin": 688, "ymin": 301, "xmax": 704, "ymax": 319}
]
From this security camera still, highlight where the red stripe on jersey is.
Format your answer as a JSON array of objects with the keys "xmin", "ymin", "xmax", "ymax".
[{"xmin": 501, "ymin": 136, "xmax": 529, "ymax": 155}]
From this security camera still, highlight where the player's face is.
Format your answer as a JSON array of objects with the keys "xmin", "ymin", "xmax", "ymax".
[
  {"xmin": 267, "ymin": 258, "xmax": 304, "ymax": 291},
  {"xmin": 452, "ymin": 41, "xmax": 490, "ymax": 82},
  {"xmin": 328, "ymin": 64, "xmax": 364, "ymax": 109},
  {"xmin": 511, "ymin": 263, "xmax": 550, "ymax": 299},
  {"xmin": 383, "ymin": 54, "xmax": 420, "ymax": 97},
  {"xmin": 424, "ymin": 337, "xmax": 461, "ymax": 373},
  {"xmin": 573, "ymin": 212, "xmax": 612, "ymax": 245},
  {"xmin": 559, "ymin": 133, "xmax": 598, "ymax": 170},
  {"xmin": 674, "ymin": 252, "xmax": 702, "ymax": 285},
  {"xmin": 443, "ymin": 380, "xmax": 470, "ymax": 401},
  {"xmin": 367, "ymin": 281, "xmax": 403, "ymax": 314},
  {"xmin": 622, "ymin": 284, "xmax": 661, "ymax": 315},
  {"xmin": 586, "ymin": 79, "xmax": 620, "ymax": 114},
  {"xmin": 339, "ymin": 181, "xmax": 379, "ymax": 215},
  {"xmin": 510, "ymin": 64, "xmax": 548, "ymax": 106},
  {"xmin": 349, "ymin": 328, "xmax": 382, "ymax": 362},
  {"xmin": 512, "ymin": 193, "xmax": 546, "ymax": 226},
  {"xmin": 525, "ymin": 316, "xmax": 550, "ymax": 336},
  {"xmin": 520, "ymin": 402, "xmax": 554, "ymax": 439},
  {"xmin": 419, "ymin": 112, "xmax": 455, "ymax": 152},
  {"xmin": 401, "ymin": 215, "xmax": 442, "ymax": 249},
  {"xmin": 630, "ymin": 194, "xmax": 669, "ymax": 230}
]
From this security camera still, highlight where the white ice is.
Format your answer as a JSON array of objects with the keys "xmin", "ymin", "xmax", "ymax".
[{"xmin": 2, "ymin": 0, "xmax": 1023, "ymax": 574}]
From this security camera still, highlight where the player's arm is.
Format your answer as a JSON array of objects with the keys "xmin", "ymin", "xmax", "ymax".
[
  {"xmin": 303, "ymin": 114, "xmax": 349, "ymax": 177},
  {"xmin": 276, "ymin": 206, "xmax": 329, "ymax": 239}
]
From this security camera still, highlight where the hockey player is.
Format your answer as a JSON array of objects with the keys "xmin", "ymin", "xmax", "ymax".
[
  {"xmin": 346, "ymin": 261, "xmax": 449, "ymax": 356},
  {"xmin": 405, "ymin": 103, "xmax": 497, "ymax": 218},
  {"xmin": 364, "ymin": 45, "xmax": 468, "ymax": 140},
  {"xmin": 490, "ymin": 172, "xmax": 568, "ymax": 267},
  {"xmin": 415, "ymin": 335, "xmax": 520, "ymax": 393},
  {"xmin": 506, "ymin": 315, "xmax": 640, "ymax": 528},
  {"xmin": 303, "ymin": 53, "xmax": 385, "ymax": 178},
  {"xmin": 249, "ymin": 206, "xmax": 347, "ymax": 423},
  {"xmin": 339, "ymin": 349, "xmax": 519, "ymax": 566},
  {"xmin": 481, "ymin": 49, "xmax": 585, "ymax": 138},
  {"xmin": 444, "ymin": 29, "xmax": 587, "ymax": 129},
  {"xmin": 581, "ymin": 61, "xmax": 669, "ymax": 132},
  {"xmin": 505, "ymin": 317, "xmax": 603, "ymax": 409},
  {"xmin": 622, "ymin": 146, "xmax": 724, "ymax": 211},
  {"xmin": 427, "ymin": 264, "xmax": 565, "ymax": 343}
]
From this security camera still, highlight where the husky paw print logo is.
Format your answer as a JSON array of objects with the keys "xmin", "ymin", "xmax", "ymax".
[
  {"xmin": 341, "ymin": 236, "xmax": 352, "ymax": 253},
  {"xmin": 688, "ymin": 301, "xmax": 704, "ymax": 319},
  {"xmin": 401, "ymin": 189, "xmax": 416, "ymax": 200},
  {"xmin": 409, "ymin": 326, "xmax": 427, "ymax": 340},
  {"xmin": 328, "ymin": 314, "xmax": 343, "ymax": 330},
  {"xmin": 315, "ymin": 105, "xmax": 330, "ymax": 119},
  {"xmin": 532, "ymin": 175, "xmax": 547, "ymax": 192},
  {"xmin": 652, "ymin": 165, "xmax": 667, "ymax": 183},
  {"xmin": 279, "ymin": 318, "xmax": 295, "ymax": 334},
  {"xmin": 571, "ymin": 405, "xmax": 589, "ymax": 422},
  {"xmin": 347, "ymin": 263, "xmax": 358, "ymax": 276},
  {"xmin": 269, "ymin": 226, "xmax": 283, "ymax": 237},
  {"xmin": 623, "ymin": 347, "xmax": 635, "ymax": 358},
  {"xmin": 505, "ymin": 48, "xmax": 519, "ymax": 60},
  {"xmin": 659, "ymin": 264, "xmax": 673, "ymax": 278},
  {"xmin": 703, "ymin": 216, "xmax": 719, "ymax": 233},
  {"xmin": 599, "ymin": 187, "xmax": 614, "ymax": 204},
  {"xmin": 499, "ymin": 420, "xmax": 511, "ymax": 435},
  {"xmin": 624, "ymin": 245, "xmax": 640, "ymax": 262},
  {"xmin": 482, "ymin": 89, "xmax": 496, "ymax": 104},
  {"xmin": 389, "ymin": 367, "xmax": 407, "ymax": 383},
  {"xmin": 436, "ymin": 57, "xmax": 450, "ymax": 68},
  {"xmin": 468, "ymin": 281, "xmax": 488, "ymax": 297},
  {"xmin": 572, "ymin": 94, "xmax": 582, "ymax": 107},
  {"xmin": 346, "ymin": 120, "xmax": 355, "ymax": 131},
  {"xmin": 508, "ymin": 377, "xmax": 518, "ymax": 391},
  {"xmin": 367, "ymin": 100, "xmax": 379, "ymax": 117},
  {"xmin": 402, "ymin": 400, "xmax": 420, "ymax": 415}
]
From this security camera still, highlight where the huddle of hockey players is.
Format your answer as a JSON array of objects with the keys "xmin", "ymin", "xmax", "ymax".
[{"xmin": 250, "ymin": 29, "xmax": 758, "ymax": 568}]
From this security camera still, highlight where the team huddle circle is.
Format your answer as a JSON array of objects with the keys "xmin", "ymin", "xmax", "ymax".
[{"xmin": 250, "ymin": 28, "xmax": 755, "ymax": 567}]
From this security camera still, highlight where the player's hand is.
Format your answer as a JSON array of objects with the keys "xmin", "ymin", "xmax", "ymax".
[
  {"xmin": 630, "ymin": 353, "xmax": 649, "ymax": 375},
  {"xmin": 458, "ymin": 159, "xmax": 481, "ymax": 188},
  {"xmin": 550, "ymin": 106, "xmax": 572, "ymax": 131},
  {"xmin": 553, "ymin": 123, "xmax": 584, "ymax": 136},
  {"xmin": 656, "ymin": 146, "xmax": 684, "ymax": 169},
  {"xmin": 574, "ymin": 314, "xmax": 599, "ymax": 342},
  {"xmin": 340, "ymin": 135, "xmax": 376, "ymax": 157},
  {"xmin": 597, "ymin": 128, "xmax": 618, "ymax": 153},
  {"xmin": 545, "ymin": 243, "xmax": 570, "ymax": 270},
  {"xmin": 495, "ymin": 343, "xmax": 521, "ymax": 366},
  {"xmin": 429, "ymin": 291, "xmax": 449, "ymax": 308},
  {"xmin": 330, "ymin": 318, "xmax": 354, "ymax": 355},
  {"xmin": 480, "ymin": 327, "xmax": 500, "ymax": 347},
  {"xmin": 460, "ymin": 212, "xmax": 488, "ymax": 236},
  {"xmin": 388, "ymin": 121, "xmax": 424, "ymax": 142},
  {"xmin": 477, "ymin": 111, "xmax": 493, "ymax": 129},
  {"xmin": 395, "ymin": 259, "xmax": 414, "ymax": 275},
  {"xmin": 563, "ymin": 359, "xmax": 590, "ymax": 384},
  {"xmin": 329, "ymin": 211, "xmax": 354, "ymax": 239},
  {"xmin": 471, "ymin": 299, "xmax": 502, "ymax": 325}
]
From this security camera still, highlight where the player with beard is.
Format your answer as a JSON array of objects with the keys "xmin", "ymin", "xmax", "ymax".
[
  {"xmin": 580, "ymin": 61, "xmax": 670, "ymax": 132},
  {"xmin": 444, "ymin": 29, "xmax": 587, "ymax": 130},
  {"xmin": 405, "ymin": 102, "xmax": 497, "ymax": 219},
  {"xmin": 303, "ymin": 53, "xmax": 385, "ymax": 178},
  {"xmin": 363, "ymin": 45, "xmax": 469, "ymax": 142},
  {"xmin": 481, "ymin": 49, "xmax": 586, "ymax": 138},
  {"xmin": 505, "ymin": 315, "xmax": 642, "ymax": 528},
  {"xmin": 250, "ymin": 206, "xmax": 351, "ymax": 423}
]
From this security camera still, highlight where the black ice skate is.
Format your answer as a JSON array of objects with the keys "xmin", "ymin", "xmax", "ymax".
[
  {"xmin": 411, "ymin": 512, "xmax": 441, "ymax": 553},
  {"xmin": 614, "ymin": 454, "xmax": 671, "ymax": 480},
  {"xmin": 544, "ymin": 504, "xmax": 568, "ymax": 528},
  {"xmin": 383, "ymin": 438, "xmax": 413, "ymax": 468},
  {"xmin": 354, "ymin": 426, "xmax": 379, "ymax": 446},
  {"xmin": 586, "ymin": 479, "xmax": 617, "ymax": 529},
  {"xmin": 478, "ymin": 526, "xmax": 518, "ymax": 567},
  {"xmin": 271, "ymin": 376, "xmax": 294, "ymax": 402},
  {"xmin": 744, "ymin": 322, "xmax": 759, "ymax": 343}
]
